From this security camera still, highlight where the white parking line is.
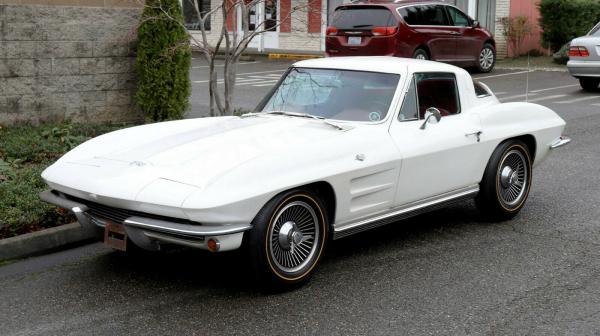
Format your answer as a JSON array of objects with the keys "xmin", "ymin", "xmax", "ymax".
[
  {"xmin": 529, "ymin": 84, "xmax": 580, "ymax": 93},
  {"xmin": 494, "ymin": 91, "xmax": 507, "ymax": 96},
  {"xmin": 250, "ymin": 80, "xmax": 280, "ymax": 87},
  {"xmin": 500, "ymin": 93, "xmax": 538, "ymax": 101},
  {"xmin": 525, "ymin": 94, "xmax": 568, "ymax": 103},
  {"xmin": 475, "ymin": 70, "xmax": 532, "ymax": 80},
  {"xmin": 555, "ymin": 96, "xmax": 600, "ymax": 104},
  {"xmin": 193, "ymin": 70, "xmax": 286, "ymax": 83},
  {"xmin": 192, "ymin": 61, "xmax": 260, "ymax": 69}
]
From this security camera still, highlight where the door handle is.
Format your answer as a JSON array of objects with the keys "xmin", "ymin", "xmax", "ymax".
[{"xmin": 465, "ymin": 131, "xmax": 482, "ymax": 142}]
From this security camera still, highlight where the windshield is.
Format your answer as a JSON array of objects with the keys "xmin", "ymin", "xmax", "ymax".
[{"xmin": 259, "ymin": 68, "xmax": 400, "ymax": 122}]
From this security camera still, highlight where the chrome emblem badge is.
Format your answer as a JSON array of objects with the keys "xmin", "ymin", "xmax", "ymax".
[{"xmin": 130, "ymin": 161, "xmax": 146, "ymax": 167}]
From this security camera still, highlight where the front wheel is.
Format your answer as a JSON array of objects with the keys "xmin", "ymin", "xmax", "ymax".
[
  {"xmin": 476, "ymin": 140, "xmax": 532, "ymax": 221},
  {"xmin": 247, "ymin": 188, "xmax": 329, "ymax": 289},
  {"xmin": 579, "ymin": 78, "xmax": 600, "ymax": 91},
  {"xmin": 476, "ymin": 43, "xmax": 496, "ymax": 73}
]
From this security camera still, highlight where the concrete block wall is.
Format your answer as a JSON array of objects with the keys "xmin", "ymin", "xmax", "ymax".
[
  {"xmin": 494, "ymin": 0, "xmax": 510, "ymax": 59},
  {"xmin": 0, "ymin": 4, "xmax": 143, "ymax": 125}
]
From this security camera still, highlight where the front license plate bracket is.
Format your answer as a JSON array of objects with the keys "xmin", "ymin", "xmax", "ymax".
[{"xmin": 104, "ymin": 221, "xmax": 128, "ymax": 251}]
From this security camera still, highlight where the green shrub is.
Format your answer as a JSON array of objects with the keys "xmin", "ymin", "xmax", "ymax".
[
  {"xmin": 0, "ymin": 122, "xmax": 133, "ymax": 239},
  {"xmin": 0, "ymin": 164, "xmax": 72, "ymax": 238},
  {"xmin": 135, "ymin": 0, "xmax": 192, "ymax": 121},
  {"xmin": 539, "ymin": 0, "xmax": 600, "ymax": 52}
]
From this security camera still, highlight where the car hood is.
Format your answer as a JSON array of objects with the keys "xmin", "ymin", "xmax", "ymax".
[{"xmin": 43, "ymin": 116, "xmax": 352, "ymax": 203}]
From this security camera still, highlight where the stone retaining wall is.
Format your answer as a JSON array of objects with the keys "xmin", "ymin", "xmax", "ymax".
[{"xmin": 0, "ymin": 4, "xmax": 143, "ymax": 125}]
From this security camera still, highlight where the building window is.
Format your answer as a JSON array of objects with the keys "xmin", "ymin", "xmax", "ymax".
[{"xmin": 183, "ymin": 0, "xmax": 211, "ymax": 31}]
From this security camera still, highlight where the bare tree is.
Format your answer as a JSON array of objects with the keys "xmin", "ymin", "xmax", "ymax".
[{"xmin": 146, "ymin": 0, "xmax": 323, "ymax": 116}]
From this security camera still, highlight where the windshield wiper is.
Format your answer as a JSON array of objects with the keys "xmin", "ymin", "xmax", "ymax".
[
  {"xmin": 352, "ymin": 24, "xmax": 373, "ymax": 28},
  {"xmin": 241, "ymin": 111, "xmax": 348, "ymax": 131}
]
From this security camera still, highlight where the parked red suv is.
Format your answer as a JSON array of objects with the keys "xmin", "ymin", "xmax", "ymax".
[{"xmin": 325, "ymin": 0, "xmax": 497, "ymax": 72}]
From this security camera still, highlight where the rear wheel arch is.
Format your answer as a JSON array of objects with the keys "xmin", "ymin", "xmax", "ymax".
[
  {"xmin": 513, "ymin": 134, "xmax": 537, "ymax": 164},
  {"xmin": 414, "ymin": 45, "xmax": 431, "ymax": 59}
]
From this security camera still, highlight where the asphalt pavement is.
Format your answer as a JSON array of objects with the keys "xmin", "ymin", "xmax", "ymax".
[{"xmin": 2, "ymin": 59, "xmax": 600, "ymax": 335}]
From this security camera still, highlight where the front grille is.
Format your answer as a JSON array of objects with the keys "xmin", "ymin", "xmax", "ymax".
[
  {"xmin": 87, "ymin": 202, "xmax": 136, "ymax": 224},
  {"xmin": 60, "ymin": 192, "xmax": 197, "ymax": 226}
]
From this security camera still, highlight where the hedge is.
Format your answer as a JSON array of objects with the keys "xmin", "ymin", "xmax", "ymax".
[{"xmin": 539, "ymin": 0, "xmax": 600, "ymax": 52}]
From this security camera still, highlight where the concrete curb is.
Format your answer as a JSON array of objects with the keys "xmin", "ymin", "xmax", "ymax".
[
  {"xmin": 268, "ymin": 53, "xmax": 322, "ymax": 60},
  {"xmin": 0, "ymin": 222, "xmax": 97, "ymax": 261},
  {"xmin": 495, "ymin": 65, "xmax": 568, "ymax": 72}
]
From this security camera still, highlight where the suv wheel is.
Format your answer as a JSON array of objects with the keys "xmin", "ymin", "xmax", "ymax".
[
  {"xmin": 579, "ymin": 78, "xmax": 600, "ymax": 91},
  {"xmin": 476, "ymin": 43, "xmax": 496, "ymax": 73}
]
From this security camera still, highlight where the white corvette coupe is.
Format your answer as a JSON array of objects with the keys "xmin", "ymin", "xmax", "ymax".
[{"xmin": 41, "ymin": 57, "xmax": 570, "ymax": 288}]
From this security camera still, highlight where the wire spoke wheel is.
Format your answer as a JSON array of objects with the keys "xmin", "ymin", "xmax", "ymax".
[
  {"xmin": 497, "ymin": 149, "xmax": 528, "ymax": 207},
  {"xmin": 268, "ymin": 201, "xmax": 320, "ymax": 273}
]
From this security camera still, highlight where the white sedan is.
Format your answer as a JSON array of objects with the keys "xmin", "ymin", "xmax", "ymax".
[{"xmin": 41, "ymin": 57, "xmax": 570, "ymax": 288}]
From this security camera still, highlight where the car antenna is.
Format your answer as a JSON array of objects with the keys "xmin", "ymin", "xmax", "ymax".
[{"xmin": 525, "ymin": 51, "xmax": 530, "ymax": 102}]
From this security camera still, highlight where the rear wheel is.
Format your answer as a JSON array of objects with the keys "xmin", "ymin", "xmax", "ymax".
[
  {"xmin": 476, "ymin": 43, "xmax": 496, "ymax": 73},
  {"xmin": 247, "ymin": 188, "xmax": 328, "ymax": 289},
  {"xmin": 413, "ymin": 48, "xmax": 429, "ymax": 60},
  {"xmin": 579, "ymin": 78, "xmax": 600, "ymax": 91},
  {"xmin": 476, "ymin": 140, "xmax": 532, "ymax": 221}
]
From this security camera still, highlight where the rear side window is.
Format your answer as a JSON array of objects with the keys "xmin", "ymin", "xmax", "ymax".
[
  {"xmin": 399, "ymin": 5, "xmax": 449, "ymax": 26},
  {"xmin": 332, "ymin": 7, "xmax": 396, "ymax": 30},
  {"xmin": 398, "ymin": 6, "xmax": 421, "ymax": 25}
]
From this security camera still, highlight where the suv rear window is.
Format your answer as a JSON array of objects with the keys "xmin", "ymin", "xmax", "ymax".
[
  {"xmin": 399, "ymin": 5, "xmax": 450, "ymax": 26},
  {"xmin": 332, "ymin": 7, "xmax": 396, "ymax": 30}
]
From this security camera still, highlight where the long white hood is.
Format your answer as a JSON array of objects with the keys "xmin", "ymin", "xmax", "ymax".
[{"xmin": 42, "ymin": 116, "xmax": 350, "ymax": 212}]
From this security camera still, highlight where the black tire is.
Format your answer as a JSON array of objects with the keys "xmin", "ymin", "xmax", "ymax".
[
  {"xmin": 476, "ymin": 43, "xmax": 496, "ymax": 73},
  {"xmin": 413, "ymin": 48, "xmax": 429, "ymax": 60},
  {"xmin": 247, "ymin": 188, "xmax": 329, "ymax": 289},
  {"xmin": 476, "ymin": 140, "xmax": 532, "ymax": 221},
  {"xmin": 579, "ymin": 78, "xmax": 600, "ymax": 91}
]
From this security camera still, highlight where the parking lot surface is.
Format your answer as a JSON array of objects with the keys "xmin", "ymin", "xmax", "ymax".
[{"xmin": 1, "ymin": 59, "xmax": 599, "ymax": 335}]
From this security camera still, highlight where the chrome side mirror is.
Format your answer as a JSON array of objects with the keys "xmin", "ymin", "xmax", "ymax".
[
  {"xmin": 471, "ymin": 20, "xmax": 480, "ymax": 28},
  {"xmin": 420, "ymin": 108, "xmax": 442, "ymax": 130}
]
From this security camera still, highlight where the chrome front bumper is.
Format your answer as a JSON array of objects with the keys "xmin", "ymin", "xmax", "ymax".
[
  {"xmin": 40, "ymin": 190, "xmax": 251, "ymax": 252},
  {"xmin": 550, "ymin": 135, "xmax": 572, "ymax": 149}
]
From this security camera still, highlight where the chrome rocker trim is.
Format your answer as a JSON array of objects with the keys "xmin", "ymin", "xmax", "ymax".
[
  {"xmin": 333, "ymin": 185, "xmax": 480, "ymax": 240},
  {"xmin": 40, "ymin": 190, "xmax": 251, "ymax": 252},
  {"xmin": 550, "ymin": 135, "xmax": 571, "ymax": 149}
]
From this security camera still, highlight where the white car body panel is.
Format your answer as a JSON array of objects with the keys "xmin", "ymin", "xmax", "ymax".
[{"xmin": 41, "ymin": 57, "xmax": 568, "ymax": 251}]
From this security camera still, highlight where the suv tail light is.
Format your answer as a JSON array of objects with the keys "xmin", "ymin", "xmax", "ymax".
[
  {"xmin": 326, "ymin": 27, "xmax": 338, "ymax": 36},
  {"xmin": 569, "ymin": 46, "xmax": 590, "ymax": 57},
  {"xmin": 371, "ymin": 26, "xmax": 397, "ymax": 36}
]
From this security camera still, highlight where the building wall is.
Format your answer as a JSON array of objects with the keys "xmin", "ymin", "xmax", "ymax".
[
  {"xmin": 494, "ymin": 0, "xmax": 509, "ymax": 59},
  {"xmin": 0, "ymin": 3, "xmax": 143, "ymax": 126},
  {"xmin": 189, "ymin": 0, "xmax": 324, "ymax": 53},
  {"xmin": 508, "ymin": 0, "xmax": 549, "ymax": 57}
]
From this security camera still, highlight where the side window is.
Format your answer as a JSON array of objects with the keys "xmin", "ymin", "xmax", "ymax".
[
  {"xmin": 398, "ymin": 6, "xmax": 421, "ymax": 25},
  {"xmin": 419, "ymin": 5, "xmax": 450, "ymax": 26},
  {"xmin": 399, "ymin": 77, "xmax": 418, "ymax": 121},
  {"xmin": 415, "ymin": 73, "xmax": 460, "ymax": 118},
  {"xmin": 446, "ymin": 6, "xmax": 470, "ymax": 27}
]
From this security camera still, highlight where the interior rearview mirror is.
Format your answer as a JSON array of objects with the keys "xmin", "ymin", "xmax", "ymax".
[{"xmin": 420, "ymin": 108, "xmax": 442, "ymax": 130}]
